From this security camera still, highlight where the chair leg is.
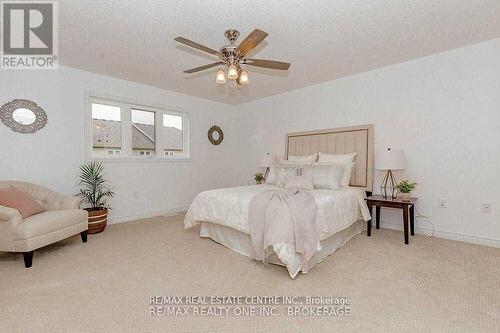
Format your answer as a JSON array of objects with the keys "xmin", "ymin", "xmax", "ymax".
[
  {"xmin": 23, "ymin": 251, "xmax": 33, "ymax": 268},
  {"xmin": 80, "ymin": 230, "xmax": 87, "ymax": 243}
]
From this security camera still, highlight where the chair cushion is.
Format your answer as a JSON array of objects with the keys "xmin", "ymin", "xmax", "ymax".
[
  {"xmin": 0, "ymin": 187, "xmax": 45, "ymax": 219},
  {"xmin": 14, "ymin": 209, "xmax": 88, "ymax": 240}
]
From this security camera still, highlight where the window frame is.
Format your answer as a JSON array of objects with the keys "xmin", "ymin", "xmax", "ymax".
[{"xmin": 85, "ymin": 94, "xmax": 190, "ymax": 162}]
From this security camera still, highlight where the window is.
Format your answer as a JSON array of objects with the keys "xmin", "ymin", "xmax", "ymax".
[
  {"xmin": 107, "ymin": 149, "xmax": 121, "ymax": 156},
  {"xmin": 132, "ymin": 109, "xmax": 155, "ymax": 157},
  {"xmin": 92, "ymin": 103, "xmax": 122, "ymax": 157},
  {"xmin": 88, "ymin": 96, "xmax": 189, "ymax": 160},
  {"xmin": 161, "ymin": 114, "xmax": 184, "ymax": 157}
]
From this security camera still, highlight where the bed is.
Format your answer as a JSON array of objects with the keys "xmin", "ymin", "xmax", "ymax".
[{"xmin": 185, "ymin": 125, "xmax": 374, "ymax": 278}]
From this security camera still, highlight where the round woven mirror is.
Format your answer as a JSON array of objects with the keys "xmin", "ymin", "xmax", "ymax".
[
  {"xmin": 0, "ymin": 99, "xmax": 47, "ymax": 134},
  {"xmin": 208, "ymin": 125, "xmax": 224, "ymax": 145}
]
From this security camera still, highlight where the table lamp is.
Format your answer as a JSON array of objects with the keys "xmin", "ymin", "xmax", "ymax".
[
  {"xmin": 375, "ymin": 148, "xmax": 406, "ymax": 199},
  {"xmin": 260, "ymin": 152, "xmax": 277, "ymax": 181}
]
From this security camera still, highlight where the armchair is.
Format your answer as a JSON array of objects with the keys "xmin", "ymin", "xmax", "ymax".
[{"xmin": 0, "ymin": 181, "xmax": 88, "ymax": 268}]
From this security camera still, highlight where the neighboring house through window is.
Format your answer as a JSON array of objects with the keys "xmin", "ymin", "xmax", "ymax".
[
  {"xmin": 132, "ymin": 109, "xmax": 156, "ymax": 157},
  {"xmin": 88, "ymin": 96, "xmax": 189, "ymax": 160},
  {"xmin": 107, "ymin": 149, "xmax": 121, "ymax": 155},
  {"xmin": 92, "ymin": 103, "xmax": 122, "ymax": 157}
]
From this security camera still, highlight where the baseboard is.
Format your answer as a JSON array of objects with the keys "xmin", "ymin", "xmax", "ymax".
[
  {"xmin": 379, "ymin": 221, "xmax": 500, "ymax": 248},
  {"xmin": 107, "ymin": 206, "xmax": 189, "ymax": 225}
]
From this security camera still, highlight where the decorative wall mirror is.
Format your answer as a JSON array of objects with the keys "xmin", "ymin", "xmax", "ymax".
[
  {"xmin": 0, "ymin": 99, "xmax": 47, "ymax": 134},
  {"xmin": 208, "ymin": 125, "xmax": 224, "ymax": 145}
]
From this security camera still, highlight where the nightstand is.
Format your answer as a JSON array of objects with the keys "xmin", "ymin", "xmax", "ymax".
[{"xmin": 365, "ymin": 195, "xmax": 418, "ymax": 245}]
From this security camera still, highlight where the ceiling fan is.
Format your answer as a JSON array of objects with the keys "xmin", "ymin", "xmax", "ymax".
[{"xmin": 174, "ymin": 29, "xmax": 290, "ymax": 85}]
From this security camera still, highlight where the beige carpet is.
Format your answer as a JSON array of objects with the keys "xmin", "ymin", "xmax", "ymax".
[{"xmin": 1, "ymin": 214, "xmax": 499, "ymax": 333}]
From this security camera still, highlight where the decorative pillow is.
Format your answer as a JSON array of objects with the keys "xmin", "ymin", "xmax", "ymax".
[
  {"xmin": 340, "ymin": 162, "xmax": 355, "ymax": 187},
  {"xmin": 284, "ymin": 175, "xmax": 314, "ymax": 190},
  {"xmin": 318, "ymin": 152, "xmax": 356, "ymax": 164},
  {"xmin": 0, "ymin": 187, "xmax": 45, "ymax": 219},
  {"xmin": 301, "ymin": 164, "xmax": 345, "ymax": 190},
  {"xmin": 288, "ymin": 153, "xmax": 318, "ymax": 163},
  {"xmin": 314, "ymin": 162, "xmax": 355, "ymax": 188},
  {"xmin": 266, "ymin": 165, "xmax": 299, "ymax": 187}
]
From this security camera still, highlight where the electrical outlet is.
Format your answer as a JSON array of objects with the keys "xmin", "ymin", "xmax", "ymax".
[
  {"xmin": 439, "ymin": 198, "xmax": 447, "ymax": 208},
  {"xmin": 482, "ymin": 203, "xmax": 492, "ymax": 214}
]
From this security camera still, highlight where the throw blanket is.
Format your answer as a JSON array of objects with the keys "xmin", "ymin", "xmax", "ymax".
[{"xmin": 249, "ymin": 188, "xmax": 319, "ymax": 264}]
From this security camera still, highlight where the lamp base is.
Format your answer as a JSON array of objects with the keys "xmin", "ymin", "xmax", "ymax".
[
  {"xmin": 381, "ymin": 169, "xmax": 398, "ymax": 199},
  {"xmin": 263, "ymin": 167, "xmax": 270, "ymax": 182}
]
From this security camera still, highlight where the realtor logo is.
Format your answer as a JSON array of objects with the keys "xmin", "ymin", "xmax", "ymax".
[{"xmin": 1, "ymin": 1, "xmax": 58, "ymax": 69}]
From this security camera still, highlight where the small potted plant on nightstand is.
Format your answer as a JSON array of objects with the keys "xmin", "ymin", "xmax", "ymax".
[
  {"xmin": 255, "ymin": 172, "xmax": 264, "ymax": 185},
  {"xmin": 396, "ymin": 180, "xmax": 417, "ymax": 202},
  {"xmin": 78, "ymin": 161, "xmax": 114, "ymax": 234}
]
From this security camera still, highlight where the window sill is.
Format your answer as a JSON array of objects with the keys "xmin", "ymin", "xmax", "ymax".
[{"xmin": 91, "ymin": 157, "xmax": 192, "ymax": 163}]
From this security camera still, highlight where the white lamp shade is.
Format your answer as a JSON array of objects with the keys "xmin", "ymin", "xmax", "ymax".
[
  {"xmin": 237, "ymin": 70, "xmax": 249, "ymax": 85},
  {"xmin": 260, "ymin": 153, "xmax": 277, "ymax": 167},
  {"xmin": 215, "ymin": 69, "xmax": 226, "ymax": 84},
  {"xmin": 375, "ymin": 149, "xmax": 406, "ymax": 170},
  {"xmin": 227, "ymin": 64, "xmax": 238, "ymax": 80}
]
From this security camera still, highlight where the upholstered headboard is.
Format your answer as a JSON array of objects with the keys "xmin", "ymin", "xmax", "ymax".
[{"xmin": 286, "ymin": 124, "xmax": 374, "ymax": 192}]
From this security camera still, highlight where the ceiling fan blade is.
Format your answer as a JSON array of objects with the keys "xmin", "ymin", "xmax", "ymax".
[
  {"xmin": 183, "ymin": 62, "xmax": 224, "ymax": 74},
  {"xmin": 236, "ymin": 29, "xmax": 268, "ymax": 56},
  {"xmin": 244, "ymin": 59, "xmax": 290, "ymax": 70},
  {"xmin": 174, "ymin": 37, "xmax": 222, "ymax": 57}
]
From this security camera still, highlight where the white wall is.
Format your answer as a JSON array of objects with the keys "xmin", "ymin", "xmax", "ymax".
[
  {"xmin": 0, "ymin": 66, "xmax": 240, "ymax": 222},
  {"xmin": 2, "ymin": 39, "xmax": 499, "ymax": 247},
  {"xmin": 236, "ymin": 39, "xmax": 500, "ymax": 246}
]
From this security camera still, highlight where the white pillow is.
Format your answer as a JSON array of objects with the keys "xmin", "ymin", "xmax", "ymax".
[
  {"xmin": 266, "ymin": 165, "xmax": 299, "ymax": 187},
  {"xmin": 318, "ymin": 152, "xmax": 356, "ymax": 164},
  {"xmin": 301, "ymin": 164, "xmax": 344, "ymax": 190},
  {"xmin": 284, "ymin": 175, "xmax": 314, "ymax": 190},
  {"xmin": 313, "ymin": 162, "xmax": 355, "ymax": 188},
  {"xmin": 288, "ymin": 153, "xmax": 317, "ymax": 163}
]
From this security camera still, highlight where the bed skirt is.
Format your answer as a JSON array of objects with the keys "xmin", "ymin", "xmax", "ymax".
[{"xmin": 200, "ymin": 219, "xmax": 365, "ymax": 275}]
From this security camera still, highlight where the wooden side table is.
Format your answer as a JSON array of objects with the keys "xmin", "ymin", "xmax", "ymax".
[{"xmin": 365, "ymin": 195, "xmax": 418, "ymax": 245}]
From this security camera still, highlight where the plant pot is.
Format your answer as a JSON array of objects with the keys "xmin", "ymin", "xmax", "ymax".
[
  {"xmin": 400, "ymin": 192, "xmax": 412, "ymax": 202},
  {"xmin": 256, "ymin": 180, "xmax": 263, "ymax": 185},
  {"xmin": 85, "ymin": 208, "xmax": 108, "ymax": 234}
]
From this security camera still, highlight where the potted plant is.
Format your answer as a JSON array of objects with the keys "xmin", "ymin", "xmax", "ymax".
[
  {"xmin": 255, "ymin": 172, "xmax": 264, "ymax": 185},
  {"xmin": 396, "ymin": 180, "xmax": 417, "ymax": 202},
  {"xmin": 78, "ymin": 161, "xmax": 114, "ymax": 234}
]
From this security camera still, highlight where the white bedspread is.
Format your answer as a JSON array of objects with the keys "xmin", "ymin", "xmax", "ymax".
[
  {"xmin": 184, "ymin": 185, "xmax": 371, "ymax": 278},
  {"xmin": 185, "ymin": 185, "xmax": 370, "ymax": 240}
]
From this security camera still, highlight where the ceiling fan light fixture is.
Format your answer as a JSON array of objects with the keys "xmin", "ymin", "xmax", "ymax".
[
  {"xmin": 216, "ymin": 68, "xmax": 226, "ymax": 84},
  {"xmin": 227, "ymin": 63, "xmax": 238, "ymax": 80},
  {"xmin": 175, "ymin": 29, "xmax": 291, "ymax": 86},
  {"xmin": 237, "ymin": 69, "xmax": 249, "ymax": 85}
]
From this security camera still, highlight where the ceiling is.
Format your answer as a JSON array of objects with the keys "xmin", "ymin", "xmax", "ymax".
[{"xmin": 60, "ymin": 0, "xmax": 500, "ymax": 105}]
